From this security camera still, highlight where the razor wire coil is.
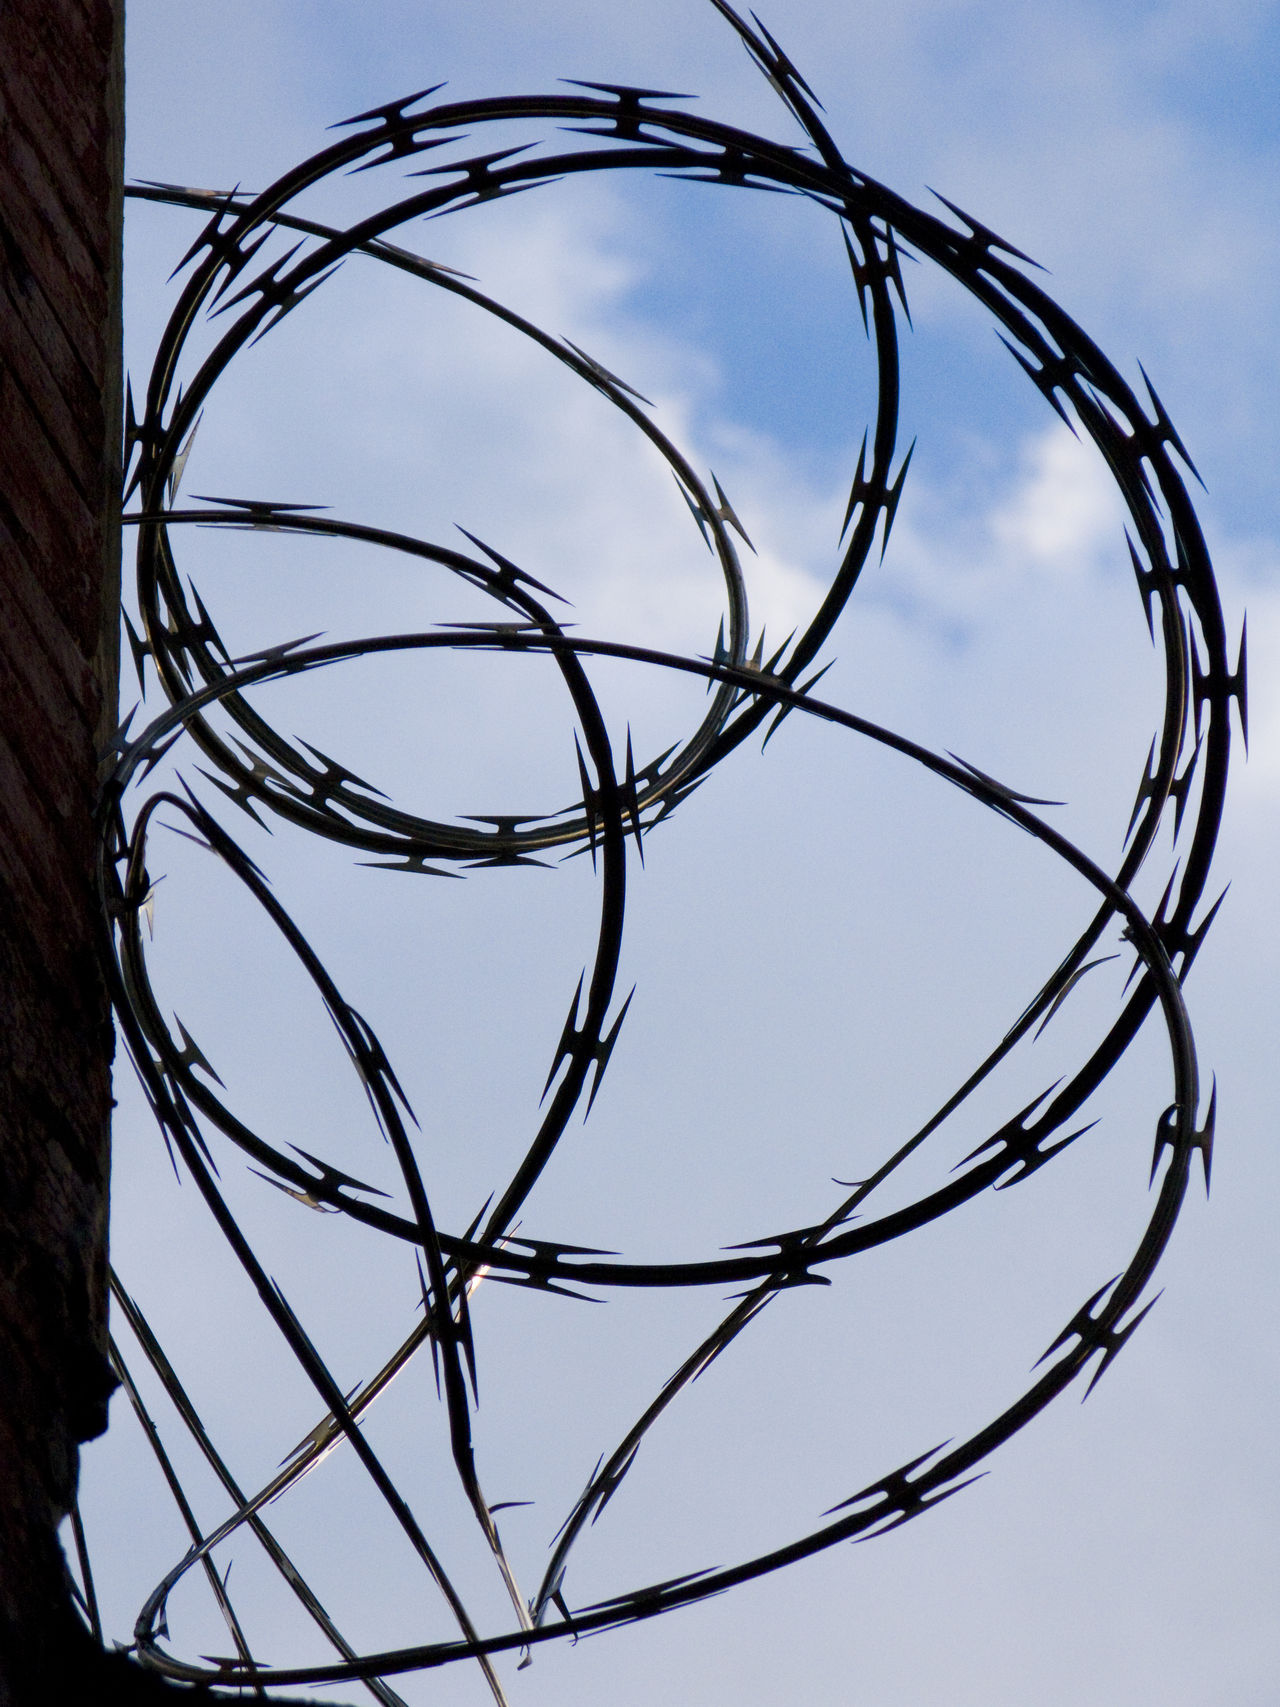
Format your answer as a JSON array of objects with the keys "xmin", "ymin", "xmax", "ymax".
[{"xmin": 89, "ymin": 4, "xmax": 1239, "ymax": 1698}]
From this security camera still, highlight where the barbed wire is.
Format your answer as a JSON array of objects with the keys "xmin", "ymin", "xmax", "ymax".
[{"xmin": 84, "ymin": 2, "xmax": 1240, "ymax": 1698}]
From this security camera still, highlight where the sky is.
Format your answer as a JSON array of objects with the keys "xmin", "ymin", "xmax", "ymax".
[{"xmin": 76, "ymin": 3, "xmax": 1280, "ymax": 1703}]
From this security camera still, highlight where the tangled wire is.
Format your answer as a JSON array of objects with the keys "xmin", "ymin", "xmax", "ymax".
[{"xmin": 86, "ymin": 3, "xmax": 1241, "ymax": 1699}]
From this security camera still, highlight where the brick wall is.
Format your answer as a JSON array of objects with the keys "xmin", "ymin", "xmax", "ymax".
[{"xmin": 0, "ymin": 0, "xmax": 123, "ymax": 1693}]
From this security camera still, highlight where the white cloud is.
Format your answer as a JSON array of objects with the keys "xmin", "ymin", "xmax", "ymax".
[{"xmin": 989, "ymin": 425, "xmax": 1124, "ymax": 573}]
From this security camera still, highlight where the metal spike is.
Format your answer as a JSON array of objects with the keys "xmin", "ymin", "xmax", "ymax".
[
  {"xmin": 166, "ymin": 412, "xmax": 203, "ymax": 504},
  {"xmin": 826, "ymin": 1441, "xmax": 953, "ymax": 1515},
  {"xmin": 1035, "ymin": 1277, "xmax": 1120, "ymax": 1367},
  {"xmin": 574, "ymin": 733, "xmax": 599, "ymax": 868},
  {"xmin": 1083, "ymin": 1295, "xmax": 1162, "ymax": 1399},
  {"xmin": 946, "ymin": 751, "xmax": 1062, "ymax": 807},
  {"xmin": 840, "ymin": 432, "xmax": 870, "ymax": 540},
  {"xmin": 707, "ymin": 616, "xmax": 729, "ymax": 693},
  {"xmin": 542, "ymin": 973, "xmax": 585, "ymax": 1103},
  {"xmin": 288, "ymin": 1144, "xmax": 390, "ymax": 1200},
  {"xmin": 411, "ymin": 143, "xmax": 537, "ymax": 187},
  {"xmin": 121, "ymin": 609, "xmax": 152, "ymax": 688},
  {"xmin": 761, "ymin": 658, "xmax": 834, "ymax": 750},
  {"xmin": 561, "ymin": 338, "xmax": 653, "ymax": 406},
  {"xmin": 623, "ymin": 728, "xmax": 645, "ymax": 865},
  {"xmin": 710, "ymin": 472, "xmax": 755, "ymax": 551},
  {"xmin": 880, "ymin": 439, "xmax": 915, "ymax": 560},
  {"xmin": 747, "ymin": 10, "xmax": 825, "ymax": 107},
  {"xmin": 1137, "ymin": 361, "xmax": 1204, "ymax": 486},
  {"xmin": 171, "ymin": 1017, "xmax": 225, "ymax": 1088},
  {"xmin": 330, "ymin": 84, "xmax": 447, "ymax": 131},
  {"xmin": 928, "ymin": 189, "xmax": 1044, "ymax": 269},
  {"xmin": 585, "ymin": 987, "xmax": 636, "ymax": 1117},
  {"xmin": 560, "ymin": 79, "xmax": 694, "ymax": 104},
  {"xmin": 1125, "ymin": 532, "xmax": 1160, "ymax": 642},
  {"xmin": 1124, "ymin": 735, "xmax": 1160, "ymax": 847},
  {"xmin": 996, "ymin": 336, "xmax": 1075, "ymax": 431},
  {"xmin": 1032, "ymin": 956, "xmax": 1118, "ymax": 1039},
  {"xmin": 673, "ymin": 473, "xmax": 713, "ymax": 550},
  {"xmin": 1235, "ymin": 615, "xmax": 1249, "ymax": 751}
]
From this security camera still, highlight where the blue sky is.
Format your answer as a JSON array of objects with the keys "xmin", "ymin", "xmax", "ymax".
[{"xmin": 84, "ymin": 4, "xmax": 1280, "ymax": 1703}]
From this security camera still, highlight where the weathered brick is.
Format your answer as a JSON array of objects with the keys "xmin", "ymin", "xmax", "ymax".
[{"xmin": 0, "ymin": 0, "xmax": 123, "ymax": 1695}]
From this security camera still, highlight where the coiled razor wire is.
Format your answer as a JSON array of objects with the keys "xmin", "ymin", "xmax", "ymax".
[{"xmin": 86, "ymin": 2, "xmax": 1243, "ymax": 1698}]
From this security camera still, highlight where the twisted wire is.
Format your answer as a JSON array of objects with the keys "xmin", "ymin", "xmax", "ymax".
[{"xmin": 87, "ymin": 3, "xmax": 1240, "ymax": 1696}]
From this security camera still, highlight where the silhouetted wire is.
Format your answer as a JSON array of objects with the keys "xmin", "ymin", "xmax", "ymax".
[{"xmin": 92, "ymin": 2, "xmax": 1238, "ymax": 1696}]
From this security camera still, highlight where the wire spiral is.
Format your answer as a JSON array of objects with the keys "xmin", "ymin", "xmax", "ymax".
[{"xmin": 87, "ymin": 3, "xmax": 1240, "ymax": 1698}]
